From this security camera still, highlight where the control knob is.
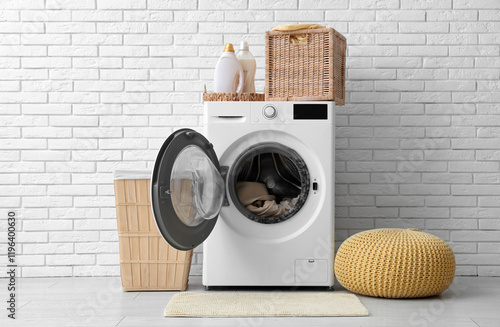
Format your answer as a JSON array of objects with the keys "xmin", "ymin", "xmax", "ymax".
[{"xmin": 263, "ymin": 105, "xmax": 277, "ymax": 119}]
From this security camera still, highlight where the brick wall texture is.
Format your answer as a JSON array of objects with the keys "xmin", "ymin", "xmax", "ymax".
[{"xmin": 1, "ymin": 0, "xmax": 500, "ymax": 277}]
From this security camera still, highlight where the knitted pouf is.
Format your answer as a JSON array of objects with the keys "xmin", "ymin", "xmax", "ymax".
[{"xmin": 335, "ymin": 228, "xmax": 455, "ymax": 298}]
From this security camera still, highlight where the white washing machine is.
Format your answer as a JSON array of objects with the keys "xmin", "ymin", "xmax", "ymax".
[{"xmin": 151, "ymin": 101, "xmax": 335, "ymax": 287}]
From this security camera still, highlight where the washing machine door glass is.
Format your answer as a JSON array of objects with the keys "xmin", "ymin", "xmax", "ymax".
[{"xmin": 151, "ymin": 128, "xmax": 225, "ymax": 251}]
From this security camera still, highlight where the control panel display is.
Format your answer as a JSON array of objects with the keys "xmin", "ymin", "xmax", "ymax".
[{"xmin": 293, "ymin": 104, "xmax": 328, "ymax": 120}]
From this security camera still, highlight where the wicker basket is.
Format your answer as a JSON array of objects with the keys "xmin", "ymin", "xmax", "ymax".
[
  {"xmin": 114, "ymin": 177, "xmax": 192, "ymax": 291},
  {"xmin": 203, "ymin": 92, "xmax": 265, "ymax": 102},
  {"xmin": 265, "ymin": 27, "xmax": 346, "ymax": 104}
]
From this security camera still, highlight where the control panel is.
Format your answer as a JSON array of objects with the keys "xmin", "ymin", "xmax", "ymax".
[{"xmin": 250, "ymin": 102, "xmax": 333, "ymax": 124}]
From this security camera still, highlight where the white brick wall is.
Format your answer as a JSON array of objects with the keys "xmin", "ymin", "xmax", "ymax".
[{"xmin": 1, "ymin": 0, "xmax": 499, "ymax": 278}]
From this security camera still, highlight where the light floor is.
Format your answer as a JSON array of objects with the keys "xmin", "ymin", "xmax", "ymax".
[{"xmin": 1, "ymin": 276, "xmax": 499, "ymax": 327}]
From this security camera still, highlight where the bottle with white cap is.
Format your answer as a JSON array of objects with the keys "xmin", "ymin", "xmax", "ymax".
[
  {"xmin": 213, "ymin": 43, "xmax": 244, "ymax": 93},
  {"xmin": 236, "ymin": 41, "xmax": 256, "ymax": 93}
]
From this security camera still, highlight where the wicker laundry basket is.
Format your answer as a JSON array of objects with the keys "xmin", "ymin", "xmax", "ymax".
[
  {"xmin": 114, "ymin": 170, "xmax": 192, "ymax": 291},
  {"xmin": 265, "ymin": 27, "xmax": 346, "ymax": 104},
  {"xmin": 203, "ymin": 92, "xmax": 265, "ymax": 102}
]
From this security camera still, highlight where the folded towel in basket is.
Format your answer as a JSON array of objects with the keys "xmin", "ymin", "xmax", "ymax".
[
  {"xmin": 272, "ymin": 24, "xmax": 327, "ymax": 45},
  {"xmin": 272, "ymin": 24, "xmax": 326, "ymax": 31}
]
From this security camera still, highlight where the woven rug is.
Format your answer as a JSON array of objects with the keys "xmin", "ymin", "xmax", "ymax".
[{"xmin": 164, "ymin": 292, "xmax": 369, "ymax": 317}]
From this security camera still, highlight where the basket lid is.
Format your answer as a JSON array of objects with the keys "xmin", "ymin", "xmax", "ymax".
[{"xmin": 113, "ymin": 169, "xmax": 151, "ymax": 180}]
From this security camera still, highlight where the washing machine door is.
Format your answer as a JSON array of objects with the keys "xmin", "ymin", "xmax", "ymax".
[{"xmin": 151, "ymin": 128, "xmax": 225, "ymax": 251}]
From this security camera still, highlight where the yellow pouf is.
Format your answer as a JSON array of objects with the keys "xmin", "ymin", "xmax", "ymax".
[{"xmin": 335, "ymin": 228, "xmax": 455, "ymax": 298}]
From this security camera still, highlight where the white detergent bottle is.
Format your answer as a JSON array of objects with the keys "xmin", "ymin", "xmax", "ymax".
[
  {"xmin": 236, "ymin": 41, "xmax": 256, "ymax": 93},
  {"xmin": 214, "ymin": 43, "xmax": 244, "ymax": 93}
]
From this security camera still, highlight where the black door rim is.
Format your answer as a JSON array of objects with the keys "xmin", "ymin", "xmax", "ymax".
[{"xmin": 151, "ymin": 128, "xmax": 221, "ymax": 251}]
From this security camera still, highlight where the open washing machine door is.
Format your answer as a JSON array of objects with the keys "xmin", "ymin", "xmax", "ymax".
[{"xmin": 151, "ymin": 129, "xmax": 226, "ymax": 251}]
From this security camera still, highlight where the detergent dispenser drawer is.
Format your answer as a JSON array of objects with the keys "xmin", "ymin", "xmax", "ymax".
[{"xmin": 294, "ymin": 259, "xmax": 328, "ymax": 283}]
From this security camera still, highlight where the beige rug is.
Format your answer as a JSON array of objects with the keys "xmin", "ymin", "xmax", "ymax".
[{"xmin": 164, "ymin": 292, "xmax": 369, "ymax": 317}]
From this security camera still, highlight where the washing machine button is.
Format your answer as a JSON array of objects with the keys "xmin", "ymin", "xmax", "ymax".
[{"xmin": 263, "ymin": 105, "xmax": 277, "ymax": 119}]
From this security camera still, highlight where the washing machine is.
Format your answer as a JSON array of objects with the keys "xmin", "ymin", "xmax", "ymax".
[{"xmin": 151, "ymin": 101, "xmax": 335, "ymax": 287}]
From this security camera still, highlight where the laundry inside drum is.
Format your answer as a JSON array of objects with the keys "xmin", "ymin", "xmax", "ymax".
[{"xmin": 230, "ymin": 144, "xmax": 310, "ymax": 224}]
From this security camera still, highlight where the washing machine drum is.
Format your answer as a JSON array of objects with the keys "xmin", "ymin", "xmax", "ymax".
[
  {"xmin": 229, "ymin": 143, "xmax": 310, "ymax": 224},
  {"xmin": 151, "ymin": 129, "xmax": 310, "ymax": 251},
  {"xmin": 237, "ymin": 153, "xmax": 301, "ymax": 197}
]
